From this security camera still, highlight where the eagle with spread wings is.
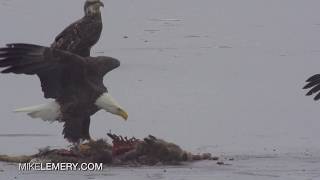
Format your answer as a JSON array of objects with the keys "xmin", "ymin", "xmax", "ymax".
[
  {"xmin": 0, "ymin": 43, "xmax": 128, "ymax": 145},
  {"xmin": 0, "ymin": 0, "xmax": 128, "ymax": 148}
]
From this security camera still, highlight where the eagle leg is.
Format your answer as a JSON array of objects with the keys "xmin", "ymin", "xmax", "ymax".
[
  {"xmin": 79, "ymin": 143, "xmax": 91, "ymax": 153},
  {"xmin": 78, "ymin": 138, "xmax": 96, "ymax": 153}
]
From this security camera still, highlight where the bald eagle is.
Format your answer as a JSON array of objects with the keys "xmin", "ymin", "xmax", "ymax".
[
  {"xmin": 303, "ymin": 74, "xmax": 320, "ymax": 100},
  {"xmin": 0, "ymin": 43, "xmax": 128, "ymax": 145},
  {"xmin": 42, "ymin": 0, "xmax": 105, "ymax": 99},
  {"xmin": 51, "ymin": 0, "xmax": 104, "ymax": 57}
]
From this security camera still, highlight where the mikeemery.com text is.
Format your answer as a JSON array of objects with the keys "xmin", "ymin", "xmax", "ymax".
[{"xmin": 19, "ymin": 162, "xmax": 103, "ymax": 171}]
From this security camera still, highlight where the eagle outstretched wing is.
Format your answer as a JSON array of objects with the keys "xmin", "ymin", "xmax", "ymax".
[
  {"xmin": 303, "ymin": 74, "xmax": 320, "ymax": 100},
  {"xmin": 0, "ymin": 43, "xmax": 86, "ymax": 98},
  {"xmin": 0, "ymin": 43, "xmax": 120, "ymax": 99}
]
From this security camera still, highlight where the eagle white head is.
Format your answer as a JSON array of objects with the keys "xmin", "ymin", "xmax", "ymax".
[
  {"xmin": 84, "ymin": 0, "xmax": 104, "ymax": 16},
  {"xmin": 95, "ymin": 93, "xmax": 128, "ymax": 120}
]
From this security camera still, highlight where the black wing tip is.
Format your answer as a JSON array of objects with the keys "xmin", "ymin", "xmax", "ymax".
[
  {"xmin": 5, "ymin": 43, "xmax": 43, "ymax": 50},
  {"xmin": 306, "ymin": 91, "xmax": 313, "ymax": 96},
  {"xmin": 304, "ymin": 90, "xmax": 320, "ymax": 101},
  {"xmin": 303, "ymin": 84, "xmax": 310, "ymax": 89},
  {"xmin": 1, "ymin": 68, "xmax": 12, "ymax": 74},
  {"xmin": 303, "ymin": 82, "xmax": 317, "ymax": 90},
  {"xmin": 0, "ymin": 43, "xmax": 46, "ymax": 74},
  {"xmin": 314, "ymin": 92, "xmax": 320, "ymax": 101},
  {"xmin": 0, "ymin": 43, "xmax": 45, "ymax": 58},
  {"xmin": 303, "ymin": 74, "xmax": 320, "ymax": 89},
  {"xmin": 306, "ymin": 74, "xmax": 320, "ymax": 82}
]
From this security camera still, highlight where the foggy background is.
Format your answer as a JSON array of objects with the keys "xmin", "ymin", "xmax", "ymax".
[{"xmin": 0, "ymin": 0, "xmax": 319, "ymax": 156}]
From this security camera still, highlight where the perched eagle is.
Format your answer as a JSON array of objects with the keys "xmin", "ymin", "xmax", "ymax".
[
  {"xmin": 303, "ymin": 74, "xmax": 320, "ymax": 100},
  {"xmin": 0, "ymin": 43, "xmax": 128, "ymax": 145},
  {"xmin": 51, "ymin": 0, "xmax": 104, "ymax": 57},
  {"xmin": 42, "ymin": 0, "xmax": 104, "ymax": 99}
]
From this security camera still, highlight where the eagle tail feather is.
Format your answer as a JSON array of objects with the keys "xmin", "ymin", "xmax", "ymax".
[{"xmin": 14, "ymin": 101, "xmax": 61, "ymax": 122}]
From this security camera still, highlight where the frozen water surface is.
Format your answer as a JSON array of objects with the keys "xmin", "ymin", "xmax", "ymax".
[{"xmin": 0, "ymin": 0, "xmax": 320, "ymax": 179}]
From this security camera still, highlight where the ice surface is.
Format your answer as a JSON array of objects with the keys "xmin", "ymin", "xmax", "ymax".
[{"xmin": 0, "ymin": 0, "xmax": 320, "ymax": 179}]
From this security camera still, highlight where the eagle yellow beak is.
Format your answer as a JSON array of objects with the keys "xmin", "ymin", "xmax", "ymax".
[{"xmin": 118, "ymin": 108, "xmax": 128, "ymax": 120}]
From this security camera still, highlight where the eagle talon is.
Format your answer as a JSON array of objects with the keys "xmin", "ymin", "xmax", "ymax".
[
  {"xmin": 88, "ymin": 138, "xmax": 95, "ymax": 144},
  {"xmin": 79, "ymin": 144, "xmax": 91, "ymax": 153}
]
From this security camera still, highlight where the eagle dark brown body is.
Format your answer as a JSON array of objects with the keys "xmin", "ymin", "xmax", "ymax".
[
  {"xmin": 51, "ymin": 0, "xmax": 104, "ymax": 57},
  {"xmin": 0, "ymin": 43, "xmax": 126, "ymax": 143},
  {"xmin": 51, "ymin": 15, "xmax": 103, "ymax": 57}
]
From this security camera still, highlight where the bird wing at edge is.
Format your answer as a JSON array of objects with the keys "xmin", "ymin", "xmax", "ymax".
[{"xmin": 303, "ymin": 74, "xmax": 320, "ymax": 100}]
